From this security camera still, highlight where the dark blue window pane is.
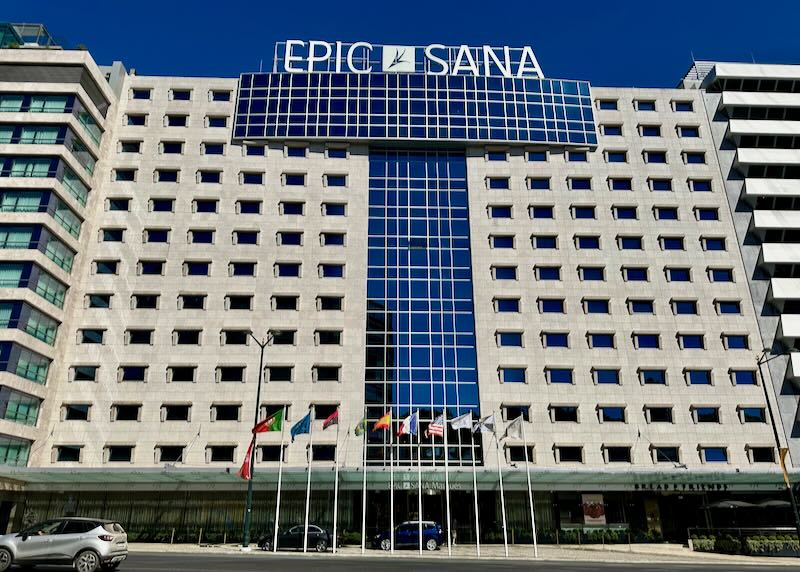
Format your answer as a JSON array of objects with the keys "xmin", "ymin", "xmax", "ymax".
[
  {"xmin": 573, "ymin": 207, "xmax": 595, "ymax": 219},
  {"xmin": 285, "ymin": 173, "xmax": 306, "ymax": 186},
  {"xmin": 697, "ymin": 208, "xmax": 718, "ymax": 220},
  {"xmin": 667, "ymin": 268, "xmax": 690, "ymax": 282},
  {"xmin": 651, "ymin": 179, "xmax": 672, "ymax": 191},
  {"xmin": 544, "ymin": 333, "xmax": 568, "ymax": 347},
  {"xmin": 585, "ymin": 299, "xmax": 609, "ymax": 313},
  {"xmin": 531, "ymin": 205, "xmax": 553, "ymax": 218},
  {"xmin": 703, "ymin": 238, "xmax": 726, "ymax": 251},
  {"xmin": 725, "ymin": 335, "xmax": 749, "ymax": 349},
  {"xmin": 242, "ymin": 173, "xmax": 263, "ymax": 184},
  {"xmin": 529, "ymin": 178, "xmax": 550, "ymax": 190},
  {"xmin": 733, "ymin": 370, "xmax": 757, "ymax": 385},
  {"xmin": 680, "ymin": 335, "xmax": 704, "ymax": 349},
  {"xmin": 496, "ymin": 299, "xmax": 519, "ymax": 312},
  {"xmin": 537, "ymin": 266, "xmax": 560, "ymax": 280},
  {"xmin": 595, "ymin": 369, "xmax": 619, "ymax": 384},
  {"xmin": 615, "ymin": 207, "xmax": 637, "ymax": 219},
  {"xmin": 656, "ymin": 208, "xmax": 678, "ymax": 220},
  {"xmin": 687, "ymin": 370, "xmax": 712, "ymax": 385},
  {"xmin": 324, "ymin": 203, "xmax": 346, "ymax": 216},
  {"xmin": 603, "ymin": 125, "xmax": 622, "ymax": 135},
  {"xmin": 487, "ymin": 151, "xmax": 507, "ymax": 161},
  {"xmin": 276, "ymin": 263, "xmax": 300, "ymax": 277},
  {"xmin": 636, "ymin": 335, "xmax": 660, "ymax": 349},
  {"xmin": 610, "ymin": 178, "xmax": 632, "ymax": 191},
  {"xmin": 625, "ymin": 268, "xmax": 648, "ymax": 281},
  {"xmin": 718, "ymin": 301, "xmax": 741, "ymax": 314},
  {"xmin": 580, "ymin": 267, "xmax": 604, "ymax": 281},
  {"xmin": 674, "ymin": 301, "xmax": 697, "ymax": 314},
  {"xmin": 549, "ymin": 368, "xmax": 573, "ymax": 383},
  {"xmin": 541, "ymin": 299, "xmax": 564, "ymax": 313},
  {"xmin": 641, "ymin": 369, "xmax": 666, "ymax": 384},
  {"xmin": 491, "ymin": 236, "xmax": 514, "ymax": 248},
  {"xmin": 494, "ymin": 266, "xmax": 517, "ymax": 280},
  {"xmin": 321, "ymin": 264, "xmax": 344, "ymax": 278},
  {"xmin": 703, "ymin": 448, "xmax": 727, "ymax": 462},
  {"xmin": 630, "ymin": 300, "xmax": 654, "ymax": 313},
  {"xmin": 281, "ymin": 201, "xmax": 303, "ymax": 215},
  {"xmin": 327, "ymin": 174, "xmax": 347, "ymax": 187},
  {"xmin": 498, "ymin": 332, "xmax": 523, "ymax": 347},
  {"xmin": 490, "ymin": 206, "xmax": 512, "ymax": 219},
  {"xmin": 488, "ymin": 177, "xmax": 509, "ymax": 189},
  {"xmin": 528, "ymin": 151, "xmax": 547, "ymax": 161},
  {"xmin": 590, "ymin": 334, "xmax": 614, "ymax": 348},
  {"xmin": 501, "ymin": 368, "xmax": 526, "ymax": 383},
  {"xmin": 570, "ymin": 178, "xmax": 591, "ymax": 190},
  {"xmin": 598, "ymin": 100, "xmax": 617, "ymax": 110}
]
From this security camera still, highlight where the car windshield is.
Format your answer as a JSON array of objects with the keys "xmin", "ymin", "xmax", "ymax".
[
  {"xmin": 21, "ymin": 520, "xmax": 62, "ymax": 535},
  {"xmin": 102, "ymin": 522, "xmax": 126, "ymax": 534}
]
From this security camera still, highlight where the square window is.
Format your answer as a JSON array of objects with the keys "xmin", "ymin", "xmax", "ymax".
[
  {"xmin": 690, "ymin": 179, "xmax": 712, "ymax": 192},
  {"xmin": 644, "ymin": 151, "xmax": 667, "ymax": 164},
  {"xmin": 180, "ymin": 294, "xmax": 206, "ymax": 310},
  {"xmin": 684, "ymin": 152, "xmax": 706, "ymax": 164},
  {"xmin": 750, "ymin": 447, "xmax": 774, "ymax": 463},
  {"xmin": 568, "ymin": 151, "xmax": 587, "ymax": 162},
  {"xmin": 556, "ymin": 446, "xmax": 583, "ymax": 463},
  {"xmin": 203, "ymin": 143, "xmax": 225, "ymax": 155},
  {"xmin": 724, "ymin": 334, "xmax": 749, "ymax": 349},
  {"xmin": 584, "ymin": 299, "xmax": 609, "ymax": 314},
  {"xmin": 226, "ymin": 295, "xmax": 253, "ymax": 310},
  {"xmin": 162, "ymin": 141, "xmax": 184, "ymax": 154},
  {"xmin": 610, "ymin": 178, "xmax": 632, "ymax": 191},
  {"xmin": 487, "ymin": 150, "xmax": 508, "ymax": 161},
  {"xmin": 327, "ymin": 147, "xmax": 348, "ymax": 159},
  {"xmin": 636, "ymin": 100, "xmax": 656, "ymax": 111},
  {"xmin": 131, "ymin": 88, "xmax": 151, "ymax": 100},
  {"xmin": 320, "ymin": 263, "xmax": 344, "ymax": 278},
  {"xmin": 492, "ymin": 266, "xmax": 517, "ymax": 280},
  {"xmin": 497, "ymin": 332, "xmax": 523, "ymax": 347},
  {"xmin": 126, "ymin": 114, "xmax": 146, "ymax": 126},
  {"xmin": 246, "ymin": 145, "xmax": 265, "ymax": 156},
  {"xmin": 151, "ymin": 198, "xmax": 175, "ymax": 212},
  {"xmin": 207, "ymin": 116, "xmax": 227, "ymax": 128},
  {"xmin": 171, "ymin": 89, "xmax": 191, "ymax": 101},
  {"xmin": 605, "ymin": 447, "xmax": 631, "ymax": 463},
  {"xmin": 598, "ymin": 100, "xmax": 618, "ymax": 110},
  {"xmin": 679, "ymin": 334, "xmax": 705, "ymax": 349},
  {"xmin": 589, "ymin": 333, "xmax": 615, "ymax": 348},
  {"xmin": 672, "ymin": 300, "xmax": 697, "ymax": 315},
  {"xmin": 599, "ymin": 406, "xmax": 625, "ymax": 422},
  {"xmin": 679, "ymin": 126, "xmax": 700, "ymax": 138},
  {"xmin": 530, "ymin": 205, "xmax": 554, "ymax": 219},
  {"xmin": 623, "ymin": 267, "xmax": 648, "ymax": 281},
  {"xmin": 701, "ymin": 447, "xmax": 728, "ymax": 463},
  {"xmin": 654, "ymin": 207, "xmax": 678, "ymax": 220},
  {"xmin": 323, "ymin": 202, "xmax": 346, "ymax": 216},
  {"xmin": 238, "ymin": 200, "xmax": 262, "ymax": 214},
  {"xmin": 547, "ymin": 368, "xmax": 573, "ymax": 384},
  {"xmin": 166, "ymin": 115, "xmax": 187, "ymax": 127},
  {"xmin": 602, "ymin": 124, "xmax": 623, "ymax": 136},
  {"xmin": 533, "ymin": 235, "xmax": 557, "ymax": 249},
  {"xmin": 653, "ymin": 447, "xmax": 680, "ymax": 463},
  {"xmin": 640, "ymin": 125, "xmax": 661, "ymax": 137},
  {"xmin": 326, "ymin": 174, "xmax": 347, "ymax": 187},
  {"xmin": 87, "ymin": 294, "xmax": 111, "ymax": 308},
  {"xmin": 606, "ymin": 151, "xmax": 627, "ymax": 163},
  {"xmin": 528, "ymin": 150, "xmax": 548, "ymax": 162},
  {"xmin": 674, "ymin": 101, "xmax": 694, "ymax": 112},
  {"xmin": 119, "ymin": 141, "xmax": 141, "ymax": 154},
  {"xmin": 661, "ymin": 236, "xmax": 685, "ymax": 251},
  {"xmin": 284, "ymin": 173, "xmax": 306, "ymax": 186},
  {"xmin": 286, "ymin": 145, "xmax": 307, "ymax": 158},
  {"xmin": 211, "ymin": 90, "xmax": 231, "ymax": 102},
  {"xmin": 489, "ymin": 205, "xmax": 512, "ymax": 219},
  {"xmin": 666, "ymin": 267, "xmax": 691, "ymax": 282}
]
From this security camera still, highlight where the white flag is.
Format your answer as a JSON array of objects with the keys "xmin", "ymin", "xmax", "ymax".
[
  {"xmin": 501, "ymin": 416, "xmax": 523, "ymax": 441},
  {"xmin": 450, "ymin": 412, "xmax": 473, "ymax": 430},
  {"xmin": 473, "ymin": 414, "xmax": 496, "ymax": 434}
]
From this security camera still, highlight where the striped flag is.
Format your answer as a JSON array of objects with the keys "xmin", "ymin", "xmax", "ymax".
[{"xmin": 426, "ymin": 414, "xmax": 444, "ymax": 438}]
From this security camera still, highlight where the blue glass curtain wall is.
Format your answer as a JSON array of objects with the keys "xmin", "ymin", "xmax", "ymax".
[{"xmin": 365, "ymin": 150, "xmax": 482, "ymax": 467}]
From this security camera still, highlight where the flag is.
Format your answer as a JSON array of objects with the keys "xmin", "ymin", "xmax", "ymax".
[
  {"xmin": 373, "ymin": 412, "xmax": 391, "ymax": 431},
  {"xmin": 253, "ymin": 409, "xmax": 283, "ymax": 433},
  {"xmin": 473, "ymin": 414, "xmax": 496, "ymax": 434},
  {"xmin": 450, "ymin": 412, "xmax": 473, "ymax": 430},
  {"xmin": 397, "ymin": 411, "xmax": 419, "ymax": 436},
  {"xmin": 501, "ymin": 416, "xmax": 523, "ymax": 441},
  {"xmin": 323, "ymin": 409, "xmax": 339, "ymax": 430},
  {"xmin": 238, "ymin": 436, "xmax": 255, "ymax": 480},
  {"xmin": 290, "ymin": 412, "xmax": 311, "ymax": 442},
  {"xmin": 354, "ymin": 417, "xmax": 368, "ymax": 436},
  {"xmin": 426, "ymin": 414, "xmax": 444, "ymax": 438}
]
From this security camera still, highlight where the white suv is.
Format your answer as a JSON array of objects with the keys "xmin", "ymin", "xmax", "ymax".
[{"xmin": 0, "ymin": 517, "xmax": 127, "ymax": 572}]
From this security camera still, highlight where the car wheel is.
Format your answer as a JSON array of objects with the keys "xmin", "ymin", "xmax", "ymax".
[
  {"xmin": 315, "ymin": 539, "xmax": 328, "ymax": 552},
  {"xmin": 260, "ymin": 540, "xmax": 271, "ymax": 551},
  {"xmin": 0, "ymin": 548, "xmax": 12, "ymax": 572},
  {"xmin": 73, "ymin": 549, "xmax": 100, "ymax": 572},
  {"xmin": 380, "ymin": 538, "xmax": 391, "ymax": 551},
  {"xmin": 425, "ymin": 538, "xmax": 438, "ymax": 551}
]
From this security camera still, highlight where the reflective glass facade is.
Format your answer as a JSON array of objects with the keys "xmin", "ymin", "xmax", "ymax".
[
  {"xmin": 235, "ymin": 73, "xmax": 596, "ymax": 145},
  {"xmin": 365, "ymin": 150, "xmax": 481, "ymax": 466}
]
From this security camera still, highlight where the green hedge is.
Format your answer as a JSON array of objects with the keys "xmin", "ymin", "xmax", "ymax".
[{"xmin": 691, "ymin": 534, "xmax": 800, "ymax": 556}]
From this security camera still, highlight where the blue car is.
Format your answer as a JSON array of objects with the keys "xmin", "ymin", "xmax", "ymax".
[{"xmin": 373, "ymin": 521, "xmax": 445, "ymax": 551}]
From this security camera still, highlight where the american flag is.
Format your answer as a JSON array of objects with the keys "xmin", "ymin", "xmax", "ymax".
[{"xmin": 426, "ymin": 414, "xmax": 445, "ymax": 438}]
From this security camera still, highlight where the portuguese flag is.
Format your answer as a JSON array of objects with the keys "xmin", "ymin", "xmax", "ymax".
[{"xmin": 252, "ymin": 409, "xmax": 283, "ymax": 433}]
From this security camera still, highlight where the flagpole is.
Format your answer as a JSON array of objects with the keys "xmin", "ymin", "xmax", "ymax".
[
  {"xmin": 303, "ymin": 407, "xmax": 314, "ymax": 553},
  {"xmin": 390, "ymin": 410, "xmax": 395, "ymax": 554},
  {"xmin": 494, "ymin": 419, "xmax": 509, "ymax": 558},
  {"xmin": 273, "ymin": 406, "xmax": 287, "ymax": 553},
  {"xmin": 521, "ymin": 419, "xmax": 538, "ymax": 558},
  {"xmin": 360, "ymin": 406, "xmax": 368, "ymax": 555},
  {"xmin": 332, "ymin": 406, "xmax": 341, "ymax": 555},
  {"xmin": 470, "ymin": 415, "xmax": 480, "ymax": 557},
  {"xmin": 417, "ymin": 412, "xmax": 422, "ymax": 555},
  {"xmin": 443, "ymin": 412, "xmax": 452, "ymax": 557}
]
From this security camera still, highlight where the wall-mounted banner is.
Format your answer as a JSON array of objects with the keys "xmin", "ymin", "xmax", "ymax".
[
  {"xmin": 273, "ymin": 41, "xmax": 545, "ymax": 78},
  {"xmin": 582, "ymin": 493, "xmax": 607, "ymax": 525}
]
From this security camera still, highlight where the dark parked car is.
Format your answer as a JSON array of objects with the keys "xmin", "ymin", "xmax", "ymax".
[
  {"xmin": 258, "ymin": 525, "xmax": 331, "ymax": 552},
  {"xmin": 373, "ymin": 521, "xmax": 444, "ymax": 551}
]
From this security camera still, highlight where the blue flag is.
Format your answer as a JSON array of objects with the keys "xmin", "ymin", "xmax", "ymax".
[{"xmin": 290, "ymin": 412, "xmax": 311, "ymax": 442}]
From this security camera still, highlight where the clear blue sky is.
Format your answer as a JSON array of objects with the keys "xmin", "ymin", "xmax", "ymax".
[{"xmin": 5, "ymin": 0, "xmax": 799, "ymax": 86}]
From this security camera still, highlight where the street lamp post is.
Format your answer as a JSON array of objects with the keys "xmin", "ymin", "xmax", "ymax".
[
  {"xmin": 241, "ymin": 331, "xmax": 274, "ymax": 549},
  {"xmin": 756, "ymin": 349, "xmax": 800, "ymax": 539}
]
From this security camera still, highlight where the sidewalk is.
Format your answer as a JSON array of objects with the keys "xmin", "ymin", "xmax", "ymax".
[{"xmin": 128, "ymin": 542, "xmax": 800, "ymax": 565}]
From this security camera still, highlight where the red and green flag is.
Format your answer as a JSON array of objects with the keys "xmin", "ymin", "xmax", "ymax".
[{"xmin": 253, "ymin": 409, "xmax": 283, "ymax": 433}]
